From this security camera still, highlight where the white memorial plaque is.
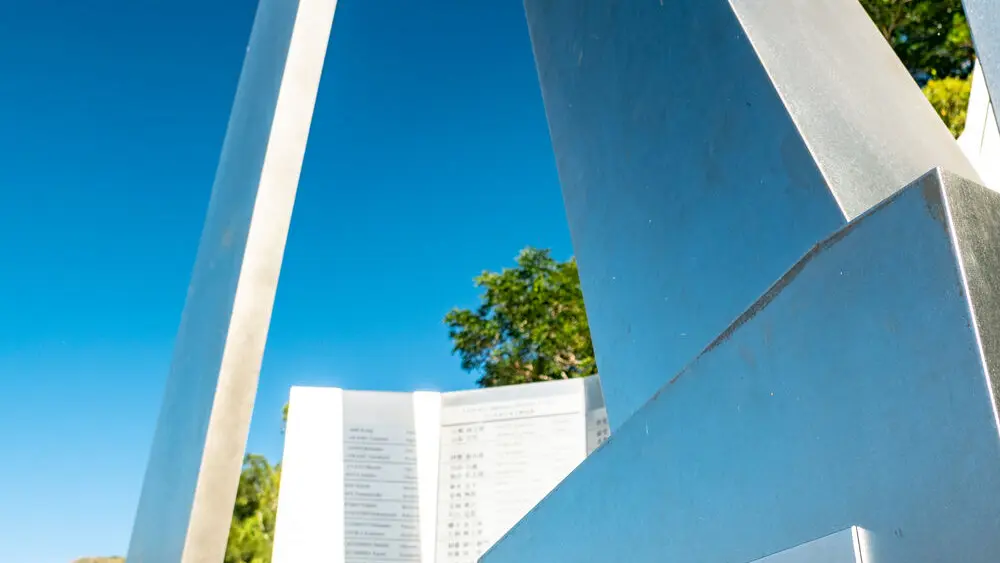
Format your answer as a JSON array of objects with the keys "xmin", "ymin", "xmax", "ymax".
[
  {"xmin": 342, "ymin": 392, "xmax": 422, "ymax": 562},
  {"xmin": 435, "ymin": 382, "xmax": 585, "ymax": 563},
  {"xmin": 273, "ymin": 376, "xmax": 606, "ymax": 563}
]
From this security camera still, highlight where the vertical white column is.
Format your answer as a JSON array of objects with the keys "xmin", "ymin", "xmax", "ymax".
[{"xmin": 126, "ymin": 0, "xmax": 338, "ymax": 561}]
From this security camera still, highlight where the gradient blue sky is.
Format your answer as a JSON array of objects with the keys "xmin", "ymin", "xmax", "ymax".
[{"xmin": 0, "ymin": 1, "xmax": 572, "ymax": 560}]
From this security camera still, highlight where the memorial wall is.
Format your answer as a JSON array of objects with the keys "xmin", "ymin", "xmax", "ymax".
[{"xmin": 271, "ymin": 377, "xmax": 607, "ymax": 563}]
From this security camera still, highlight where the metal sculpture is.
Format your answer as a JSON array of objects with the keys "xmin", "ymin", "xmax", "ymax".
[
  {"xmin": 486, "ymin": 1, "xmax": 1000, "ymax": 561},
  {"xmin": 483, "ymin": 169, "xmax": 1000, "ymax": 563},
  {"xmin": 525, "ymin": 0, "xmax": 978, "ymax": 427},
  {"xmin": 124, "ymin": 0, "xmax": 1000, "ymax": 561}
]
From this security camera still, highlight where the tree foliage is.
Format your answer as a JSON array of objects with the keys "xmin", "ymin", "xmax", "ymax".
[
  {"xmin": 444, "ymin": 247, "xmax": 596, "ymax": 387},
  {"xmin": 859, "ymin": 0, "xmax": 976, "ymax": 137},
  {"xmin": 859, "ymin": 0, "xmax": 974, "ymax": 82},
  {"xmin": 921, "ymin": 76, "xmax": 972, "ymax": 137},
  {"xmin": 225, "ymin": 454, "xmax": 281, "ymax": 563}
]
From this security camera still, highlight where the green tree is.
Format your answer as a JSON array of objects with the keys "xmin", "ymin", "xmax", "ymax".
[
  {"xmin": 859, "ymin": 0, "xmax": 974, "ymax": 82},
  {"xmin": 444, "ymin": 247, "xmax": 596, "ymax": 388},
  {"xmin": 921, "ymin": 76, "xmax": 972, "ymax": 136},
  {"xmin": 225, "ymin": 454, "xmax": 281, "ymax": 563}
]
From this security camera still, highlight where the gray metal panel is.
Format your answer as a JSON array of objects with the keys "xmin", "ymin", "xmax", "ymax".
[
  {"xmin": 957, "ymin": 60, "xmax": 1000, "ymax": 191},
  {"xmin": 730, "ymin": 0, "xmax": 978, "ymax": 216},
  {"xmin": 126, "ymin": 0, "xmax": 337, "ymax": 561},
  {"xmin": 482, "ymin": 169, "xmax": 1000, "ymax": 562},
  {"xmin": 964, "ymin": 0, "xmax": 1000, "ymax": 132},
  {"xmin": 939, "ymin": 168, "xmax": 1000, "ymax": 421},
  {"xmin": 524, "ymin": 0, "xmax": 978, "ymax": 428}
]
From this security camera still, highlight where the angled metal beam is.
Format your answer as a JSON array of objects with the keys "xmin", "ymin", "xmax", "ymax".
[
  {"xmin": 958, "ymin": 60, "xmax": 1000, "ymax": 190},
  {"xmin": 483, "ymin": 168, "xmax": 1000, "ymax": 562},
  {"xmin": 525, "ymin": 0, "xmax": 979, "ymax": 428},
  {"xmin": 964, "ymin": 0, "xmax": 1000, "ymax": 132},
  {"xmin": 126, "ymin": 0, "xmax": 337, "ymax": 561}
]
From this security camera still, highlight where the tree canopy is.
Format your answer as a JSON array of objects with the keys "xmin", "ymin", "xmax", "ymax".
[
  {"xmin": 445, "ymin": 247, "xmax": 595, "ymax": 387},
  {"xmin": 860, "ymin": 0, "xmax": 974, "ymax": 82},
  {"xmin": 921, "ymin": 76, "xmax": 973, "ymax": 137},
  {"xmin": 225, "ymin": 454, "xmax": 281, "ymax": 563}
]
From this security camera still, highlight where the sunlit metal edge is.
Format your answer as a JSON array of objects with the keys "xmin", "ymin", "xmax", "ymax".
[
  {"xmin": 940, "ymin": 168, "xmax": 1000, "ymax": 454},
  {"xmin": 125, "ymin": 0, "xmax": 338, "ymax": 561},
  {"xmin": 964, "ymin": 0, "xmax": 1000, "ymax": 133},
  {"xmin": 730, "ymin": 0, "xmax": 980, "ymax": 218}
]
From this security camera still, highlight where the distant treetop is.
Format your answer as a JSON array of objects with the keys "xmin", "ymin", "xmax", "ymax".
[{"xmin": 445, "ymin": 247, "xmax": 596, "ymax": 388}]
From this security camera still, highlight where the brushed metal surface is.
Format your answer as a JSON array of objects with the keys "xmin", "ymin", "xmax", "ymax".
[
  {"xmin": 524, "ymin": 0, "xmax": 979, "ymax": 427},
  {"xmin": 482, "ymin": 168, "xmax": 1000, "ymax": 562},
  {"xmin": 125, "ymin": 0, "xmax": 337, "ymax": 561},
  {"xmin": 964, "ymin": 0, "xmax": 1000, "ymax": 132}
]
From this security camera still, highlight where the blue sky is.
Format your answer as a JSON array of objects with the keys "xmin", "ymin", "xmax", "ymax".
[{"xmin": 0, "ymin": 0, "xmax": 572, "ymax": 560}]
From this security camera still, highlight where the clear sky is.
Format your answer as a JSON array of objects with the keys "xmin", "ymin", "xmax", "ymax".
[{"xmin": 0, "ymin": 0, "xmax": 573, "ymax": 560}]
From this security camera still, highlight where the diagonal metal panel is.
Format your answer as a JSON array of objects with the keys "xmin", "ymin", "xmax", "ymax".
[
  {"xmin": 958, "ymin": 60, "xmax": 1000, "ymax": 190},
  {"xmin": 964, "ymin": 0, "xmax": 1000, "ymax": 133},
  {"xmin": 482, "ymin": 168, "xmax": 1000, "ymax": 563},
  {"xmin": 939, "ymin": 169, "xmax": 1000, "ymax": 423},
  {"xmin": 525, "ymin": 0, "xmax": 979, "ymax": 428},
  {"xmin": 125, "ymin": 0, "xmax": 337, "ymax": 561}
]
